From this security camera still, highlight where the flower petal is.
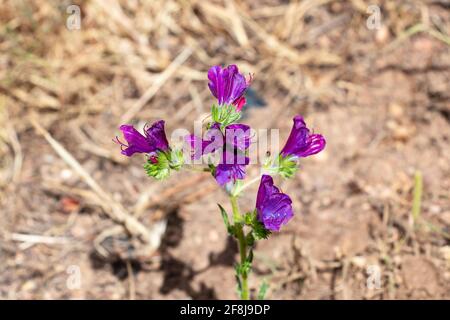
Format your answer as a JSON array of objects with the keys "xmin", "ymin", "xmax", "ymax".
[
  {"xmin": 145, "ymin": 120, "xmax": 169, "ymax": 152},
  {"xmin": 208, "ymin": 65, "xmax": 248, "ymax": 106},
  {"xmin": 260, "ymin": 193, "xmax": 293, "ymax": 231},
  {"xmin": 280, "ymin": 115, "xmax": 326, "ymax": 158},
  {"xmin": 215, "ymin": 163, "xmax": 246, "ymax": 186},
  {"xmin": 118, "ymin": 125, "xmax": 155, "ymax": 156},
  {"xmin": 256, "ymin": 175, "xmax": 280, "ymax": 212},
  {"xmin": 256, "ymin": 174, "xmax": 293, "ymax": 231}
]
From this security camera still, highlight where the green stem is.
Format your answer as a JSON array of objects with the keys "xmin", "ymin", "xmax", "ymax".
[
  {"xmin": 232, "ymin": 174, "xmax": 263, "ymax": 197},
  {"xmin": 230, "ymin": 196, "xmax": 249, "ymax": 300},
  {"xmin": 183, "ymin": 164, "xmax": 210, "ymax": 172}
]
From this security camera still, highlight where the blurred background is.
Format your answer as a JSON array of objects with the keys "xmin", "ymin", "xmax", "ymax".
[{"xmin": 0, "ymin": 0, "xmax": 449, "ymax": 299}]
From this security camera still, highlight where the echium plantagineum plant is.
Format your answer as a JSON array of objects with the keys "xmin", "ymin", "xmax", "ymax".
[{"xmin": 115, "ymin": 64, "xmax": 326, "ymax": 300}]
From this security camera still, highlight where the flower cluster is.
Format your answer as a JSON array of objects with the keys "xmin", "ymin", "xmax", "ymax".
[
  {"xmin": 116, "ymin": 64, "xmax": 325, "ymax": 231},
  {"xmin": 115, "ymin": 64, "xmax": 326, "ymax": 299}
]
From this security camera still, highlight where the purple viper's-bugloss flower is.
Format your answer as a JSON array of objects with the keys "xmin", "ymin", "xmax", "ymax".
[
  {"xmin": 280, "ymin": 115, "xmax": 326, "ymax": 159},
  {"xmin": 208, "ymin": 65, "xmax": 251, "ymax": 111},
  {"xmin": 186, "ymin": 123, "xmax": 251, "ymax": 186},
  {"xmin": 116, "ymin": 120, "xmax": 169, "ymax": 157},
  {"xmin": 215, "ymin": 162, "xmax": 247, "ymax": 187},
  {"xmin": 256, "ymin": 175, "xmax": 293, "ymax": 232}
]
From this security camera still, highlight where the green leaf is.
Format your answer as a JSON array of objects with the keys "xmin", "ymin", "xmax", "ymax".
[
  {"xmin": 245, "ymin": 232, "xmax": 255, "ymax": 247},
  {"xmin": 218, "ymin": 204, "xmax": 234, "ymax": 236},
  {"xmin": 257, "ymin": 280, "xmax": 269, "ymax": 300},
  {"xmin": 238, "ymin": 261, "xmax": 252, "ymax": 277},
  {"xmin": 234, "ymin": 264, "xmax": 243, "ymax": 296},
  {"xmin": 246, "ymin": 248, "xmax": 254, "ymax": 264},
  {"xmin": 208, "ymin": 164, "xmax": 216, "ymax": 176}
]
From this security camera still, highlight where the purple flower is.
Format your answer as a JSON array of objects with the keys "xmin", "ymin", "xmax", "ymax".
[
  {"xmin": 256, "ymin": 175, "xmax": 293, "ymax": 232},
  {"xmin": 208, "ymin": 65, "xmax": 250, "ymax": 110},
  {"xmin": 215, "ymin": 162, "xmax": 246, "ymax": 186},
  {"xmin": 186, "ymin": 123, "xmax": 251, "ymax": 186},
  {"xmin": 116, "ymin": 120, "xmax": 169, "ymax": 157},
  {"xmin": 280, "ymin": 115, "xmax": 326, "ymax": 158}
]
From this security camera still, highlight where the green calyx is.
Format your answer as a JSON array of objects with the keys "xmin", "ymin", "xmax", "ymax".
[
  {"xmin": 278, "ymin": 154, "xmax": 298, "ymax": 178},
  {"xmin": 244, "ymin": 209, "xmax": 271, "ymax": 241},
  {"xmin": 264, "ymin": 154, "xmax": 298, "ymax": 179},
  {"xmin": 144, "ymin": 148, "xmax": 184, "ymax": 180},
  {"xmin": 211, "ymin": 103, "xmax": 241, "ymax": 127}
]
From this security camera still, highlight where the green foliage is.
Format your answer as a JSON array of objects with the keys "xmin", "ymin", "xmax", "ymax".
[
  {"xmin": 218, "ymin": 202, "xmax": 272, "ymax": 300},
  {"xmin": 245, "ymin": 232, "xmax": 255, "ymax": 247},
  {"xmin": 263, "ymin": 154, "xmax": 299, "ymax": 179},
  {"xmin": 244, "ymin": 210, "xmax": 271, "ymax": 240},
  {"xmin": 168, "ymin": 148, "xmax": 184, "ymax": 170},
  {"xmin": 246, "ymin": 248, "xmax": 253, "ymax": 264},
  {"xmin": 144, "ymin": 152, "xmax": 170, "ymax": 180},
  {"xmin": 277, "ymin": 154, "xmax": 298, "ymax": 179},
  {"xmin": 234, "ymin": 264, "xmax": 243, "ymax": 297},
  {"xmin": 257, "ymin": 280, "xmax": 269, "ymax": 300},
  {"xmin": 143, "ymin": 149, "xmax": 184, "ymax": 180},
  {"xmin": 211, "ymin": 103, "xmax": 241, "ymax": 127},
  {"xmin": 208, "ymin": 163, "xmax": 216, "ymax": 176},
  {"xmin": 252, "ymin": 219, "xmax": 271, "ymax": 240},
  {"xmin": 244, "ymin": 210, "xmax": 256, "ymax": 225},
  {"xmin": 236, "ymin": 259, "xmax": 252, "ymax": 278},
  {"xmin": 218, "ymin": 204, "xmax": 235, "ymax": 236}
]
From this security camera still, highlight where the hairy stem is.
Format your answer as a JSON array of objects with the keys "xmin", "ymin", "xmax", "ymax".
[{"xmin": 230, "ymin": 196, "xmax": 249, "ymax": 300}]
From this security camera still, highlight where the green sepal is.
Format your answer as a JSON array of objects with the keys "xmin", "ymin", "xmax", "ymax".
[
  {"xmin": 244, "ymin": 209, "xmax": 272, "ymax": 240},
  {"xmin": 143, "ymin": 152, "xmax": 170, "ymax": 180},
  {"xmin": 143, "ymin": 148, "xmax": 185, "ymax": 180},
  {"xmin": 252, "ymin": 219, "xmax": 272, "ymax": 240},
  {"xmin": 264, "ymin": 154, "xmax": 299, "ymax": 179},
  {"xmin": 211, "ymin": 103, "xmax": 241, "ymax": 127},
  {"xmin": 244, "ymin": 210, "xmax": 255, "ymax": 225},
  {"xmin": 278, "ymin": 154, "xmax": 298, "ymax": 178}
]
